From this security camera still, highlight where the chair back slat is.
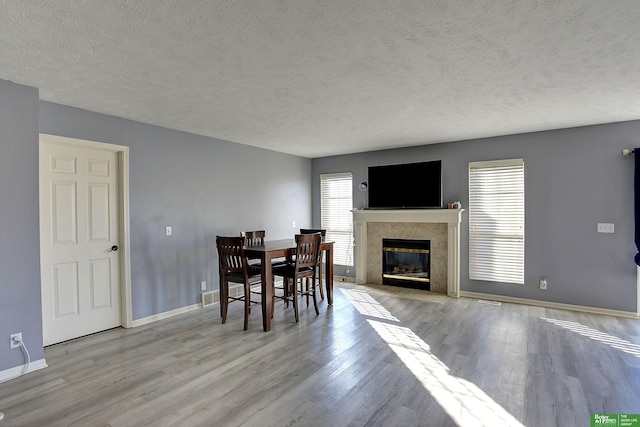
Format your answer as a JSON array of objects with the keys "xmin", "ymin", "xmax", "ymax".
[
  {"xmin": 217, "ymin": 236, "xmax": 247, "ymax": 275},
  {"xmin": 294, "ymin": 233, "xmax": 321, "ymax": 271},
  {"xmin": 241, "ymin": 230, "xmax": 265, "ymax": 247}
]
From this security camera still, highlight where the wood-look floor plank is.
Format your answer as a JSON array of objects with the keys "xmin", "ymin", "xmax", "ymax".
[{"xmin": 1, "ymin": 283, "xmax": 639, "ymax": 426}]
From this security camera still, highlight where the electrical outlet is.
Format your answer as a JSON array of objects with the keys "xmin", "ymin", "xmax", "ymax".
[
  {"xmin": 292, "ymin": 220, "xmax": 296, "ymax": 229},
  {"xmin": 539, "ymin": 278, "xmax": 547, "ymax": 290},
  {"xmin": 10, "ymin": 332, "xmax": 22, "ymax": 349},
  {"xmin": 200, "ymin": 281, "xmax": 207, "ymax": 291}
]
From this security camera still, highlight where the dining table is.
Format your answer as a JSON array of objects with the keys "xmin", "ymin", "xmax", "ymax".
[{"xmin": 244, "ymin": 238, "xmax": 334, "ymax": 331}]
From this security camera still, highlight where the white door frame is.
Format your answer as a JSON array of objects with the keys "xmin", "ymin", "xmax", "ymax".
[{"xmin": 40, "ymin": 133, "xmax": 133, "ymax": 328}]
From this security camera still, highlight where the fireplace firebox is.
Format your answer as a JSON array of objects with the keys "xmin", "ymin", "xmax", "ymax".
[{"xmin": 382, "ymin": 238, "xmax": 430, "ymax": 290}]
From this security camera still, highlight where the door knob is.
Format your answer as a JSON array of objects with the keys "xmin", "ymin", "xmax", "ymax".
[{"xmin": 108, "ymin": 245, "xmax": 119, "ymax": 252}]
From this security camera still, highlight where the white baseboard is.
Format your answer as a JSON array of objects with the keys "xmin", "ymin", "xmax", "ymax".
[
  {"xmin": 131, "ymin": 303, "xmax": 203, "ymax": 327},
  {"xmin": 0, "ymin": 358, "xmax": 48, "ymax": 383},
  {"xmin": 132, "ymin": 283, "xmax": 285, "ymax": 327},
  {"xmin": 131, "ymin": 278, "xmax": 352, "ymax": 328},
  {"xmin": 460, "ymin": 291, "xmax": 640, "ymax": 319}
]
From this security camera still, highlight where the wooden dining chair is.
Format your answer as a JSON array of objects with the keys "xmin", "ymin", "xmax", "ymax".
[
  {"xmin": 300, "ymin": 228, "xmax": 326, "ymax": 302},
  {"xmin": 216, "ymin": 236, "xmax": 262, "ymax": 330},
  {"xmin": 272, "ymin": 233, "xmax": 322, "ymax": 322}
]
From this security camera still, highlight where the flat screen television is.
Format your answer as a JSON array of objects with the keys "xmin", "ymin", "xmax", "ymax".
[{"xmin": 367, "ymin": 160, "xmax": 442, "ymax": 209}]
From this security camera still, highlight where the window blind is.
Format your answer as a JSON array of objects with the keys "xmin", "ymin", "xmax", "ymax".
[
  {"xmin": 469, "ymin": 159, "xmax": 524, "ymax": 284},
  {"xmin": 320, "ymin": 173, "xmax": 353, "ymax": 267}
]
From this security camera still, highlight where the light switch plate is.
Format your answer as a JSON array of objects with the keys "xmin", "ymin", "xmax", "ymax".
[
  {"xmin": 597, "ymin": 223, "xmax": 614, "ymax": 233},
  {"xmin": 166, "ymin": 226, "xmax": 172, "ymax": 236}
]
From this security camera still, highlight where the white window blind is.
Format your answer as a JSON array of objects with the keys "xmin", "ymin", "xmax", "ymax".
[
  {"xmin": 469, "ymin": 159, "xmax": 524, "ymax": 284},
  {"xmin": 320, "ymin": 173, "xmax": 353, "ymax": 267}
]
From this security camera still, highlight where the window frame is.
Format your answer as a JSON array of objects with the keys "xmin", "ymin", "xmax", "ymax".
[
  {"xmin": 468, "ymin": 158, "xmax": 525, "ymax": 285},
  {"xmin": 320, "ymin": 172, "xmax": 354, "ymax": 267}
]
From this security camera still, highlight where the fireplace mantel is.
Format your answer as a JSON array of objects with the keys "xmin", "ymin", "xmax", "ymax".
[{"xmin": 352, "ymin": 209, "xmax": 464, "ymax": 297}]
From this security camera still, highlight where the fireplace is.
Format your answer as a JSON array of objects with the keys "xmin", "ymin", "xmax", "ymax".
[
  {"xmin": 382, "ymin": 238, "xmax": 430, "ymax": 290},
  {"xmin": 352, "ymin": 209, "xmax": 464, "ymax": 297}
]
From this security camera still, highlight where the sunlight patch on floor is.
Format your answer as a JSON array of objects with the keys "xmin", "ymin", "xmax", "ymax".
[
  {"xmin": 340, "ymin": 288, "xmax": 400, "ymax": 322},
  {"xmin": 368, "ymin": 320, "xmax": 525, "ymax": 427},
  {"xmin": 541, "ymin": 317, "xmax": 640, "ymax": 357},
  {"xmin": 341, "ymin": 287, "xmax": 524, "ymax": 426}
]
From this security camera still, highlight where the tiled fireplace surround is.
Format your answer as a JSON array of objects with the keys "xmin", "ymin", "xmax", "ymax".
[{"xmin": 352, "ymin": 209, "xmax": 464, "ymax": 297}]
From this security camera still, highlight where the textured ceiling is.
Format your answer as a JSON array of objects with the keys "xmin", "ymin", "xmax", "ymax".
[{"xmin": 1, "ymin": 1, "xmax": 640, "ymax": 158}]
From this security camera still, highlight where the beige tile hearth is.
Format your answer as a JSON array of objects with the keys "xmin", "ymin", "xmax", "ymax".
[{"xmin": 337, "ymin": 281, "xmax": 448, "ymax": 304}]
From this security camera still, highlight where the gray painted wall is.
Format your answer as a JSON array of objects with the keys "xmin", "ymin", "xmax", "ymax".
[
  {"xmin": 0, "ymin": 80, "xmax": 44, "ymax": 371},
  {"xmin": 0, "ymin": 78, "xmax": 311, "ymax": 372},
  {"xmin": 312, "ymin": 122, "xmax": 639, "ymax": 312},
  {"xmin": 39, "ymin": 101, "xmax": 312, "ymax": 320}
]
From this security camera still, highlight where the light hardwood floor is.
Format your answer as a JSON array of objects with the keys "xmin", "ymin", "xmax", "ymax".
[{"xmin": 1, "ymin": 283, "xmax": 639, "ymax": 426}]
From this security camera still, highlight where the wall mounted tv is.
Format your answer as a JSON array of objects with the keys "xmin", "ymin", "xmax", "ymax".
[{"xmin": 367, "ymin": 160, "xmax": 442, "ymax": 209}]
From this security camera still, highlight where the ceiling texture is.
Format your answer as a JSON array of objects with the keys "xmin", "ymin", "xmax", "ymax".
[{"xmin": 1, "ymin": 1, "xmax": 640, "ymax": 158}]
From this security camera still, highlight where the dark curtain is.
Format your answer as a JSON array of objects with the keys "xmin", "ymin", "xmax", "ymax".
[{"xmin": 635, "ymin": 149, "xmax": 640, "ymax": 265}]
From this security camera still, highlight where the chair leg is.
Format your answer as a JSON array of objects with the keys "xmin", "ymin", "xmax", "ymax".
[
  {"xmin": 305, "ymin": 278, "xmax": 310, "ymax": 307},
  {"xmin": 318, "ymin": 266, "xmax": 325, "ymax": 300},
  {"xmin": 285, "ymin": 277, "xmax": 290, "ymax": 307},
  {"xmin": 221, "ymin": 282, "xmax": 229, "ymax": 324},
  {"xmin": 243, "ymin": 284, "xmax": 250, "ymax": 331},
  {"xmin": 292, "ymin": 278, "xmax": 299, "ymax": 322},
  {"xmin": 312, "ymin": 279, "xmax": 319, "ymax": 315}
]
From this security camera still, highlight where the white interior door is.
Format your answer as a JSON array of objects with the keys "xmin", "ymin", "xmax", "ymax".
[{"xmin": 40, "ymin": 141, "xmax": 121, "ymax": 345}]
